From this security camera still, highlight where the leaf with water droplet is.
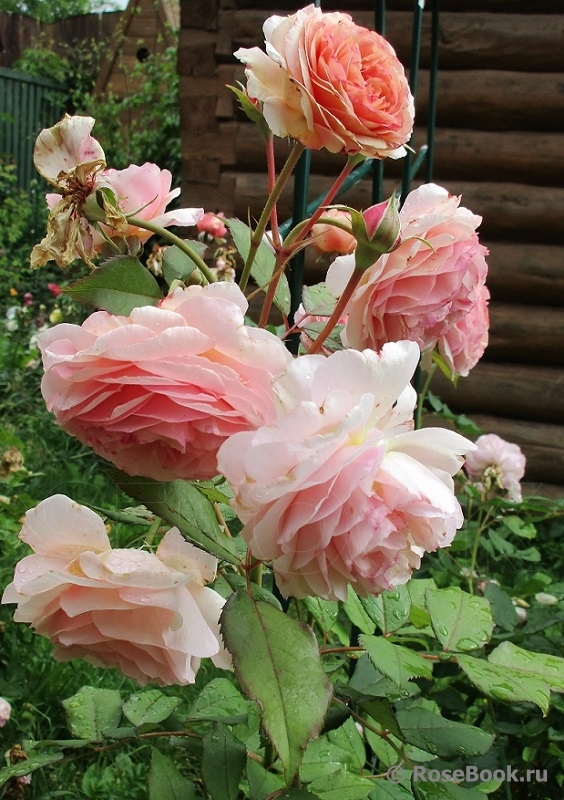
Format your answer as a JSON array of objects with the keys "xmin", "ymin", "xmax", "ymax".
[
  {"xmin": 425, "ymin": 587, "xmax": 493, "ymax": 652},
  {"xmin": 62, "ymin": 686, "xmax": 122, "ymax": 741},
  {"xmin": 395, "ymin": 706, "xmax": 493, "ymax": 758},
  {"xmin": 188, "ymin": 677, "xmax": 250, "ymax": 725},
  {"xmin": 457, "ymin": 654, "xmax": 550, "ymax": 716},
  {"xmin": 368, "ymin": 585, "xmax": 412, "ymax": 634},
  {"xmin": 360, "ymin": 635, "xmax": 433, "ymax": 687},
  {"xmin": 201, "ymin": 724, "xmax": 246, "ymax": 800},
  {"xmin": 123, "ymin": 690, "xmax": 181, "ymax": 728},
  {"xmin": 488, "ymin": 641, "xmax": 564, "ymax": 693},
  {"xmin": 148, "ymin": 748, "xmax": 196, "ymax": 800}
]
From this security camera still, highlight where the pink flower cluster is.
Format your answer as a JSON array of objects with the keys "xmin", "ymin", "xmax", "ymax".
[
  {"xmin": 327, "ymin": 184, "xmax": 490, "ymax": 377},
  {"xmin": 219, "ymin": 342, "xmax": 473, "ymax": 600},
  {"xmin": 1, "ymin": 496, "xmax": 230, "ymax": 686}
]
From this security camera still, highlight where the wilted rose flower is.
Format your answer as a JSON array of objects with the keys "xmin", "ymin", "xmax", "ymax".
[
  {"xmin": 311, "ymin": 209, "xmax": 356, "ymax": 255},
  {"xmin": 39, "ymin": 282, "xmax": 292, "ymax": 481},
  {"xmin": 197, "ymin": 211, "xmax": 228, "ymax": 239},
  {"xmin": 219, "ymin": 342, "xmax": 473, "ymax": 601},
  {"xmin": 0, "ymin": 697, "xmax": 11, "ymax": 727},
  {"xmin": 235, "ymin": 5, "xmax": 413, "ymax": 159},
  {"xmin": 90, "ymin": 163, "xmax": 203, "ymax": 249},
  {"xmin": 327, "ymin": 184, "xmax": 489, "ymax": 358},
  {"xmin": 1, "ymin": 495, "xmax": 230, "ymax": 686},
  {"xmin": 465, "ymin": 433, "xmax": 526, "ymax": 502}
]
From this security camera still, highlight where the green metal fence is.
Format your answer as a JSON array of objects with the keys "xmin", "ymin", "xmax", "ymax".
[{"xmin": 0, "ymin": 66, "xmax": 67, "ymax": 190}]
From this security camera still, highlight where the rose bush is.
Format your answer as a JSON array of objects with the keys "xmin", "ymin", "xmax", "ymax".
[
  {"xmin": 39, "ymin": 282, "xmax": 292, "ymax": 481},
  {"xmin": 219, "ymin": 342, "xmax": 474, "ymax": 601},
  {"xmin": 235, "ymin": 4, "xmax": 414, "ymax": 159},
  {"xmin": 1, "ymin": 495, "xmax": 229, "ymax": 686}
]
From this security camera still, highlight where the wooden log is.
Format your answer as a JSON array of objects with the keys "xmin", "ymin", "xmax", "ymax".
[
  {"xmin": 217, "ymin": 10, "xmax": 564, "ymax": 72},
  {"xmin": 232, "ymin": 123, "xmax": 564, "ymax": 187},
  {"xmin": 210, "ymin": 64, "xmax": 564, "ymax": 133},
  {"xmin": 430, "ymin": 362, "xmax": 564, "ymax": 425},
  {"xmin": 487, "ymin": 303, "xmax": 564, "ymax": 365},
  {"xmin": 216, "ymin": 1, "xmax": 564, "ymax": 13},
  {"xmin": 485, "ymin": 243, "xmax": 564, "ymax": 306},
  {"xmin": 225, "ymin": 172, "xmax": 564, "ymax": 245}
]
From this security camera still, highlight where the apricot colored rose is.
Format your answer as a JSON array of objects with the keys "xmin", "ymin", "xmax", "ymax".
[
  {"xmin": 219, "ymin": 342, "xmax": 473, "ymax": 601},
  {"xmin": 235, "ymin": 5, "xmax": 413, "ymax": 159},
  {"xmin": 1, "ymin": 495, "xmax": 230, "ymax": 686},
  {"xmin": 311, "ymin": 209, "xmax": 356, "ymax": 255},
  {"xmin": 39, "ymin": 283, "xmax": 292, "ymax": 481}
]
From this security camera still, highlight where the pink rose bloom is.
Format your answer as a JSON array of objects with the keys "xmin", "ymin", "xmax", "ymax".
[
  {"xmin": 90, "ymin": 163, "xmax": 203, "ymax": 248},
  {"xmin": 235, "ymin": 5, "xmax": 413, "ymax": 159},
  {"xmin": 197, "ymin": 211, "xmax": 228, "ymax": 239},
  {"xmin": 465, "ymin": 434, "xmax": 526, "ymax": 502},
  {"xmin": 327, "ymin": 184, "xmax": 489, "ymax": 355},
  {"xmin": 311, "ymin": 209, "xmax": 356, "ymax": 255},
  {"xmin": 1, "ymin": 495, "xmax": 230, "ymax": 686},
  {"xmin": 39, "ymin": 282, "xmax": 292, "ymax": 481},
  {"xmin": 0, "ymin": 697, "xmax": 11, "ymax": 727},
  {"xmin": 436, "ymin": 282, "xmax": 490, "ymax": 377},
  {"xmin": 218, "ymin": 342, "xmax": 473, "ymax": 601}
]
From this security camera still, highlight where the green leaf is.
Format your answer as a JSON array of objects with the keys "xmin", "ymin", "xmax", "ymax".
[
  {"xmin": 457, "ymin": 655, "xmax": 550, "ymax": 716},
  {"xmin": 228, "ymin": 84, "xmax": 271, "ymax": 138},
  {"xmin": 326, "ymin": 717, "xmax": 367, "ymax": 770},
  {"xmin": 64, "ymin": 255, "xmax": 162, "ymax": 313},
  {"xmin": 0, "ymin": 751, "xmax": 64, "ymax": 788},
  {"xmin": 395, "ymin": 707, "xmax": 494, "ymax": 758},
  {"xmin": 62, "ymin": 686, "xmax": 122, "ymax": 741},
  {"xmin": 413, "ymin": 783, "xmax": 485, "ymax": 800},
  {"xmin": 483, "ymin": 583, "xmax": 518, "ymax": 631},
  {"xmin": 302, "ymin": 597, "xmax": 339, "ymax": 635},
  {"xmin": 302, "ymin": 283, "xmax": 337, "ymax": 316},
  {"xmin": 122, "ymin": 690, "xmax": 181, "ymax": 728},
  {"xmin": 488, "ymin": 641, "xmax": 564, "ymax": 692},
  {"xmin": 201, "ymin": 725, "xmax": 247, "ymax": 800},
  {"xmin": 309, "ymin": 768, "xmax": 374, "ymax": 800},
  {"xmin": 425, "ymin": 588, "xmax": 494, "ymax": 652},
  {"xmin": 220, "ymin": 590, "xmax": 333, "ymax": 782},
  {"xmin": 369, "ymin": 586, "xmax": 412, "ymax": 634},
  {"xmin": 348, "ymin": 655, "xmax": 421, "ymax": 703},
  {"xmin": 112, "ymin": 472, "xmax": 242, "ymax": 565},
  {"xmin": 361, "ymin": 636, "xmax": 433, "ymax": 686},
  {"xmin": 148, "ymin": 749, "xmax": 196, "ymax": 800},
  {"xmin": 344, "ymin": 586, "xmax": 376, "ymax": 635},
  {"xmin": 246, "ymin": 758, "xmax": 285, "ymax": 800},
  {"xmin": 369, "ymin": 782, "xmax": 414, "ymax": 799},
  {"xmin": 188, "ymin": 677, "xmax": 249, "ymax": 724},
  {"xmin": 162, "ymin": 240, "xmax": 207, "ymax": 285},
  {"xmin": 226, "ymin": 217, "xmax": 291, "ymax": 315},
  {"xmin": 358, "ymin": 697, "xmax": 404, "ymax": 741}
]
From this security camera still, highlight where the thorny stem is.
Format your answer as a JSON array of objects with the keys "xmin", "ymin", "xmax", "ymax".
[
  {"xmin": 239, "ymin": 142, "xmax": 305, "ymax": 293},
  {"xmin": 468, "ymin": 503, "xmax": 499, "ymax": 594},
  {"xmin": 127, "ymin": 216, "xmax": 217, "ymax": 284},
  {"xmin": 306, "ymin": 268, "xmax": 363, "ymax": 354},
  {"xmin": 265, "ymin": 134, "xmax": 281, "ymax": 249}
]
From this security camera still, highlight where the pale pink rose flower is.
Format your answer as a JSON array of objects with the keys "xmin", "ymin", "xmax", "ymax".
[
  {"xmin": 327, "ymin": 184, "xmax": 489, "ymax": 355},
  {"xmin": 197, "ymin": 211, "xmax": 228, "ymax": 239},
  {"xmin": 311, "ymin": 209, "xmax": 356, "ymax": 255},
  {"xmin": 235, "ymin": 5, "xmax": 414, "ymax": 159},
  {"xmin": 218, "ymin": 342, "xmax": 473, "ymax": 601},
  {"xmin": 0, "ymin": 697, "xmax": 11, "ymax": 727},
  {"xmin": 1, "ymin": 495, "xmax": 230, "ymax": 686},
  {"xmin": 39, "ymin": 282, "xmax": 292, "ymax": 481},
  {"xmin": 436, "ymin": 282, "xmax": 490, "ymax": 377},
  {"xmin": 465, "ymin": 434, "xmax": 526, "ymax": 502},
  {"xmin": 90, "ymin": 163, "xmax": 203, "ymax": 248}
]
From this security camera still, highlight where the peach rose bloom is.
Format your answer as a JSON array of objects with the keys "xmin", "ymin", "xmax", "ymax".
[
  {"xmin": 235, "ymin": 5, "xmax": 414, "ymax": 159},
  {"xmin": 1, "ymin": 495, "xmax": 230, "ymax": 686},
  {"xmin": 465, "ymin": 434, "xmax": 526, "ymax": 502},
  {"xmin": 218, "ymin": 342, "xmax": 473, "ymax": 601},
  {"xmin": 89, "ymin": 163, "xmax": 203, "ymax": 248},
  {"xmin": 436, "ymin": 281, "xmax": 490, "ymax": 377},
  {"xmin": 311, "ymin": 209, "xmax": 356, "ymax": 255},
  {"xmin": 327, "ymin": 183, "xmax": 489, "ymax": 355},
  {"xmin": 39, "ymin": 283, "xmax": 292, "ymax": 481}
]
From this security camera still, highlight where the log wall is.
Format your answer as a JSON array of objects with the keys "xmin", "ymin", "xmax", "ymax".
[{"xmin": 179, "ymin": 0, "xmax": 564, "ymax": 495}]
